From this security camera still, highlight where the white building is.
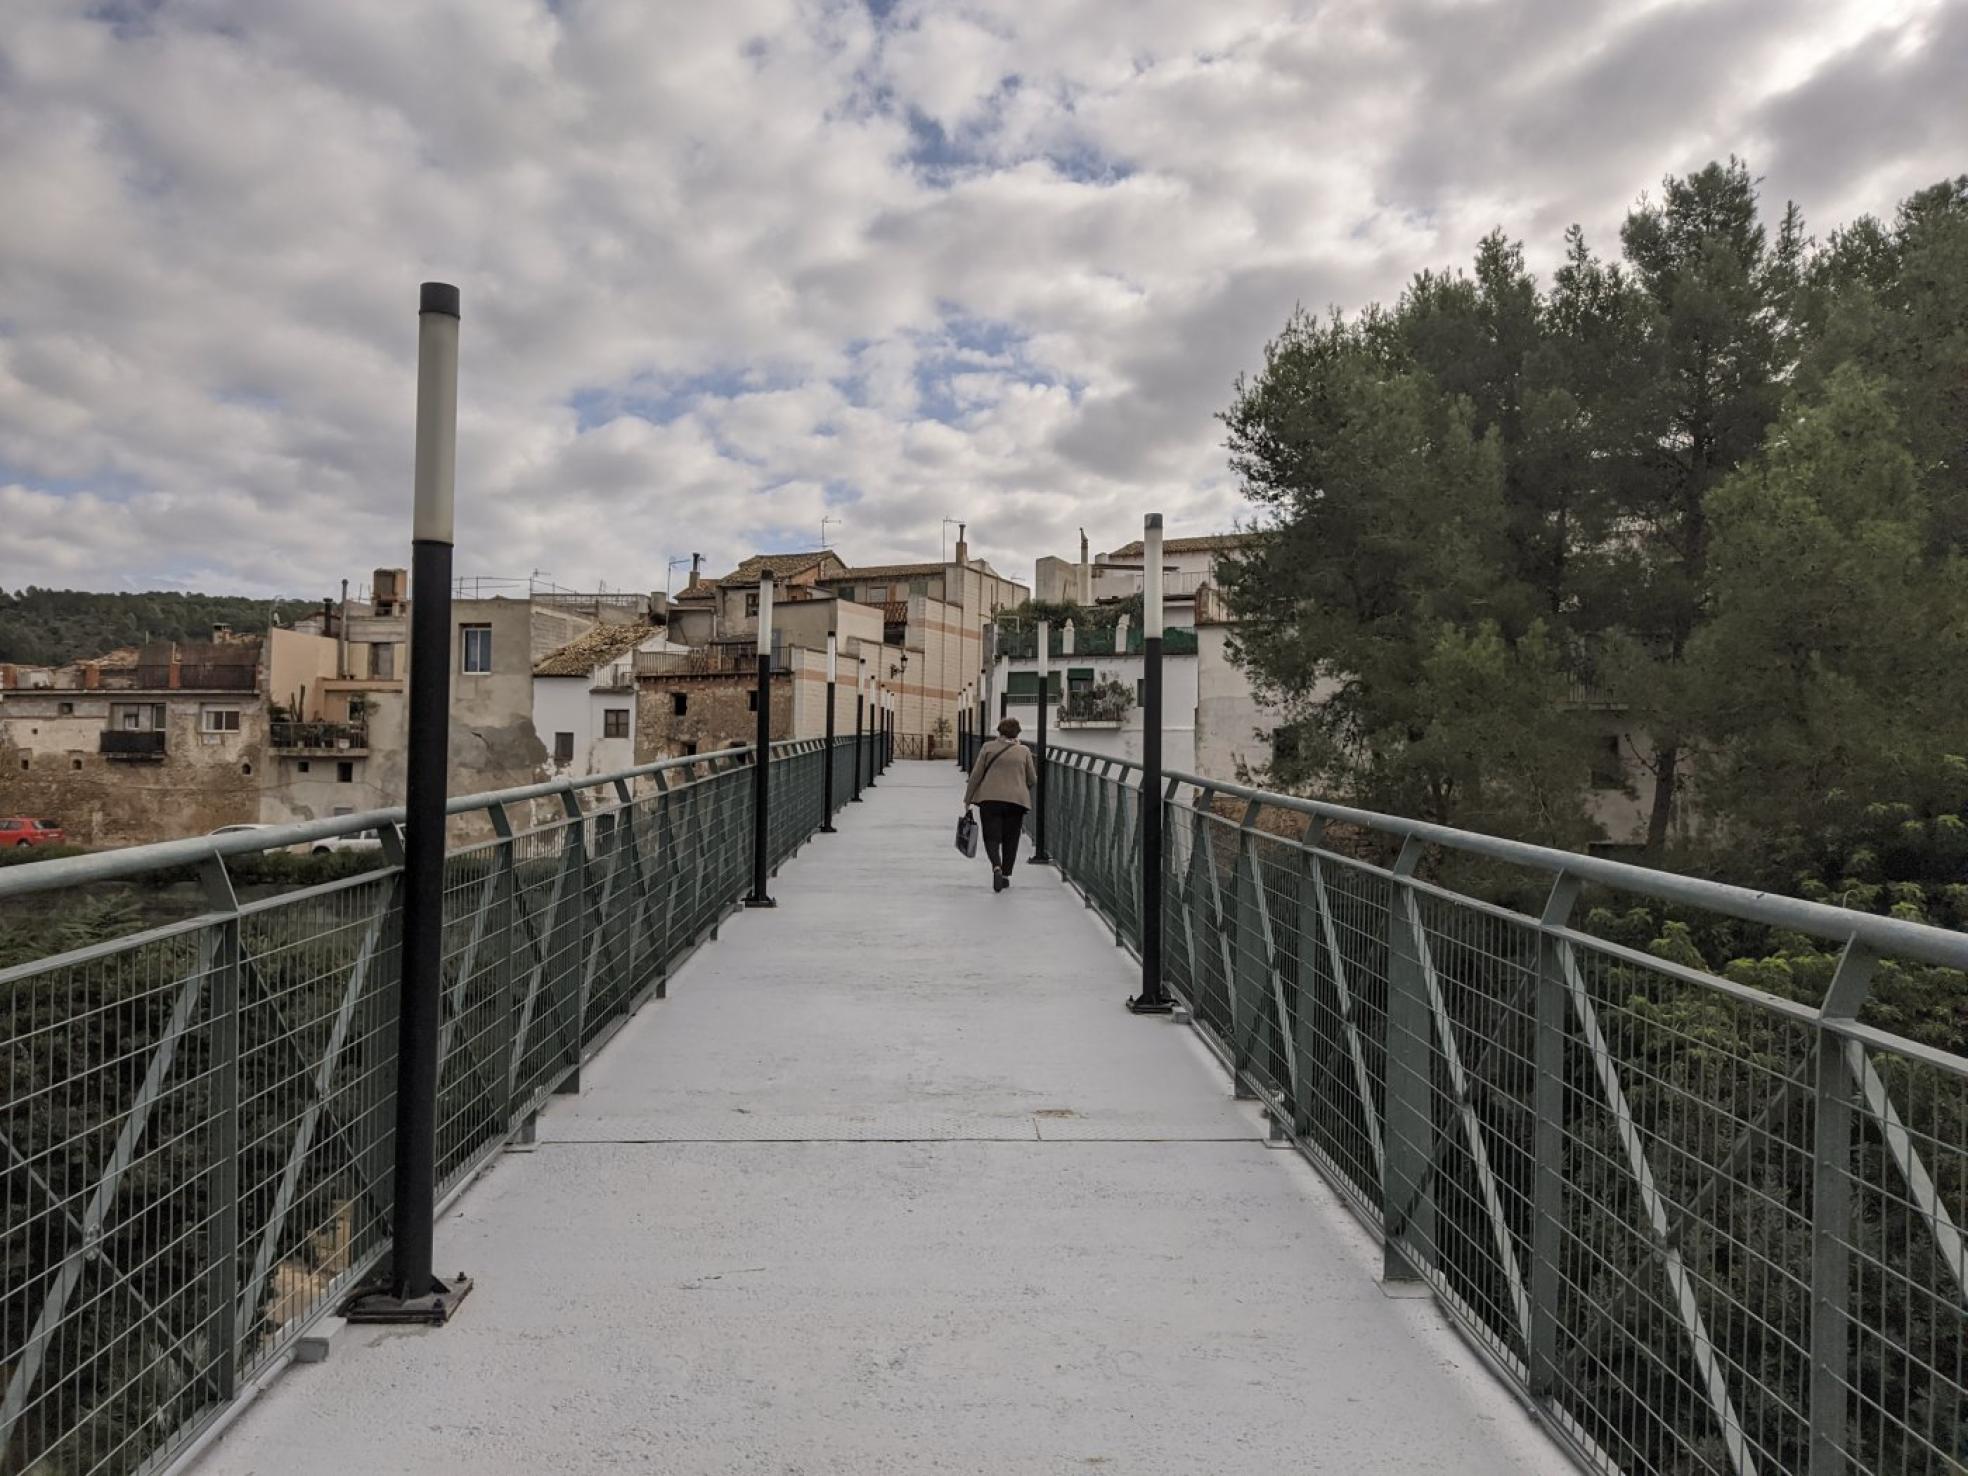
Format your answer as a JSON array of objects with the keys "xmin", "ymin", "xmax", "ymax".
[
  {"xmin": 532, "ymin": 623, "xmax": 688, "ymax": 781},
  {"xmin": 1034, "ymin": 532, "xmax": 1255, "ymax": 616},
  {"xmin": 992, "ymin": 613, "xmax": 1201, "ymax": 772}
]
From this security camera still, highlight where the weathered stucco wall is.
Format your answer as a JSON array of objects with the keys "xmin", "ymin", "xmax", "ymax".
[
  {"xmin": 0, "ymin": 692, "xmax": 266, "ymax": 846},
  {"xmin": 635, "ymin": 673, "xmax": 792, "ymax": 761},
  {"xmin": 266, "ymin": 629, "xmax": 341, "ymax": 719}
]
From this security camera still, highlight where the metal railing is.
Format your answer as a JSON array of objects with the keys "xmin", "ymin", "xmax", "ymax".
[
  {"xmin": 1035, "ymin": 744, "xmax": 1968, "ymax": 1476},
  {"xmin": 633, "ymin": 648, "xmax": 792, "ymax": 677},
  {"xmin": 268, "ymin": 720, "xmax": 369, "ymax": 751},
  {"xmin": 98, "ymin": 729, "xmax": 167, "ymax": 759},
  {"xmin": 0, "ymin": 736, "xmax": 859, "ymax": 1476}
]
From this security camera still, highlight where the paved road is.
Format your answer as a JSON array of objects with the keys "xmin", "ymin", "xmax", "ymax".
[{"xmin": 198, "ymin": 762, "xmax": 1575, "ymax": 1475}]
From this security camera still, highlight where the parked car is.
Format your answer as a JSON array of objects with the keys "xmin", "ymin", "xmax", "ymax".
[
  {"xmin": 308, "ymin": 828, "xmax": 386, "ymax": 857},
  {"xmin": 0, "ymin": 817, "xmax": 65, "ymax": 848}
]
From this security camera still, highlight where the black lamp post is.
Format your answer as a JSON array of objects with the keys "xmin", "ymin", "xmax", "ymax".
[
  {"xmin": 1031, "ymin": 619, "xmax": 1051, "ymax": 865},
  {"xmin": 745, "ymin": 570, "xmax": 776, "ymax": 908},
  {"xmin": 1128, "ymin": 513, "xmax": 1173, "ymax": 1014},
  {"xmin": 820, "ymin": 631, "xmax": 838, "ymax": 832},
  {"xmin": 343, "ymin": 283, "xmax": 472, "ymax": 1324}
]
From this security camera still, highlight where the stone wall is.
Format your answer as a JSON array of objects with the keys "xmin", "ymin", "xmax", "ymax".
[
  {"xmin": 635, "ymin": 672, "xmax": 793, "ymax": 762},
  {"xmin": 0, "ymin": 693, "xmax": 266, "ymax": 846}
]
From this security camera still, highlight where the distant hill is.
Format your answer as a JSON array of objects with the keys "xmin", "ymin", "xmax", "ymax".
[{"xmin": 0, "ymin": 588, "xmax": 323, "ymax": 666}]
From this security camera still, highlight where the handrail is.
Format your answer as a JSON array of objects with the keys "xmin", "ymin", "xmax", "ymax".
[
  {"xmin": 0, "ymin": 741, "xmax": 835, "ymax": 899},
  {"xmin": 1034, "ymin": 739, "xmax": 1968, "ymax": 1476},
  {"xmin": 1035, "ymin": 741, "xmax": 1968, "ymax": 971}
]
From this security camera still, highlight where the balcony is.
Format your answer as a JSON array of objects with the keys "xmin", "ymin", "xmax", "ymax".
[
  {"xmin": 98, "ymin": 728, "xmax": 166, "ymax": 760},
  {"xmin": 270, "ymin": 719, "xmax": 369, "ymax": 754},
  {"xmin": 122, "ymin": 662, "xmax": 259, "ymax": 691},
  {"xmin": 634, "ymin": 646, "xmax": 790, "ymax": 677}
]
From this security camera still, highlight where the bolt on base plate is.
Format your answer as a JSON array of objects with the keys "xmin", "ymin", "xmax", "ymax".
[{"xmin": 340, "ymin": 1273, "xmax": 474, "ymax": 1326}]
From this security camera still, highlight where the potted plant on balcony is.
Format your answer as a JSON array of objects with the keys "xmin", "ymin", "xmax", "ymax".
[{"xmin": 1059, "ymin": 677, "xmax": 1132, "ymax": 729}]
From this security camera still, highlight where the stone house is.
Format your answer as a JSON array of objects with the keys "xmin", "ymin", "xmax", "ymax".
[
  {"xmin": 0, "ymin": 631, "xmax": 289, "ymax": 847},
  {"xmin": 533, "ymin": 620, "xmax": 687, "ymax": 781}
]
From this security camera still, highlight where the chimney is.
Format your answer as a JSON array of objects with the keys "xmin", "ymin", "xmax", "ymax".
[
  {"xmin": 1078, "ymin": 527, "xmax": 1092, "ymax": 606},
  {"xmin": 83, "ymin": 663, "xmax": 100, "ymax": 691},
  {"xmin": 687, "ymin": 553, "xmax": 703, "ymax": 591},
  {"xmin": 211, "ymin": 623, "xmax": 231, "ymax": 643},
  {"xmin": 954, "ymin": 522, "xmax": 968, "ymax": 567}
]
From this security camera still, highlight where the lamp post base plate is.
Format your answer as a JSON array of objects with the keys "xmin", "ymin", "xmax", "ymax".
[
  {"xmin": 1126, "ymin": 994, "xmax": 1176, "ymax": 1016},
  {"xmin": 341, "ymin": 1273, "xmax": 473, "ymax": 1326},
  {"xmin": 744, "ymin": 895, "xmax": 778, "ymax": 909}
]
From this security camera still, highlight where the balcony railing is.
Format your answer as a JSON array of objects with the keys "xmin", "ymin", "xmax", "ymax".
[
  {"xmin": 98, "ymin": 728, "xmax": 167, "ymax": 759},
  {"xmin": 270, "ymin": 720, "xmax": 369, "ymax": 751},
  {"xmin": 109, "ymin": 663, "xmax": 259, "ymax": 691},
  {"xmin": 634, "ymin": 647, "xmax": 791, "ymax": 677},
  {"xmin": 997, "ymin": 624, "xmax": 1198, "ymax": 660}
]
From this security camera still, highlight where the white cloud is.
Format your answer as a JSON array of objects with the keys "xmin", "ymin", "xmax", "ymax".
[{"xmin": 0, "ymin": 0, "xmax": 1960, "ymax": 599}]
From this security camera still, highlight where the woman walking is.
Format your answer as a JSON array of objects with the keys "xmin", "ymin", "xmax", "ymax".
[{"xmin": 963, "ymin": 717, "xmax": 1039, "ymax": 892}]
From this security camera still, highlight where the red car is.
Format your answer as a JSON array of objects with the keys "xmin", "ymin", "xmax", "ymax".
[{"xmin": 0, "ymin": 818, "xmax": 65, "ymax": 848}]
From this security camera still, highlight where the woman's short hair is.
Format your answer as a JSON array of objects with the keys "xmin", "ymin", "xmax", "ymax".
[{"xmin": 997, "ymin": 716, "xmax": 1022, "ymax": 739}]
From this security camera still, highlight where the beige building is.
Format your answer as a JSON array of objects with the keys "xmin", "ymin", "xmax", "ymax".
[
  {"xmin": 671, "ymin": 542, "xmax": 1021, "ymax": 760},
  {"xmin": 0, "ymin": 633, "xmax": 289, "ymax": 847}
]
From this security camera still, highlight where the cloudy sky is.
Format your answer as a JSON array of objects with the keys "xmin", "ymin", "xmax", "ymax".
[{"xmin": 1, "ymin": 0, "xmax": 1961, "ymax": 599}]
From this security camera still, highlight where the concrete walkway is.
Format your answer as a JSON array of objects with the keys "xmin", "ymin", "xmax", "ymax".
[{"xmin": 198, "ymin": 762, "xmax": 1574, "ymax": 1476}]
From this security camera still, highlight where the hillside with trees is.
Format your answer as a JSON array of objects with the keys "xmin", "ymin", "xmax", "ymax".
[{"xmin": 0, "ymin": 587, "xmax": 322, "ymax": 665}]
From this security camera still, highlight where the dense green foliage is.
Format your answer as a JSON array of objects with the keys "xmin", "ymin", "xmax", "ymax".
[
  {"xmin": 1217, "ymin": 164, "xmax": 1968, "ymax": 1471},
  {"xmin": 1219, "ymin": 162, "xmax": 1968, "ymax": 893},
  {"xmin": 0, "ymin": 587, "xmax": 320, "ymax": 665}
]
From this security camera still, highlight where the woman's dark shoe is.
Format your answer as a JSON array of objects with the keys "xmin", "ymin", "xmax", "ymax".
[{"xmin": 993, "ymin": 871, "xmax": 1010, "ymax": 893}]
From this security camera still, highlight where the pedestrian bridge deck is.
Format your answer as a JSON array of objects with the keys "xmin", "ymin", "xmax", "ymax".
[{"xmin": 195, "ymin": 762, "xmax": 1571, "ymax": 1475}]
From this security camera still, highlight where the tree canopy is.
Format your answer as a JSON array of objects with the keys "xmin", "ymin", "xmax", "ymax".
[
  {"xmin": 0, "ymin": 587, "xmax": 321, "ymax": 665},
  {"xmin": 1218, "ymin": 161, "xmax": 1968, "ymax": 901}
]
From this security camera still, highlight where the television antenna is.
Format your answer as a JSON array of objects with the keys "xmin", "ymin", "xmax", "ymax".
[{"xmin": 821, "ymin": 515, "xmax": 841, "ymax": 549}]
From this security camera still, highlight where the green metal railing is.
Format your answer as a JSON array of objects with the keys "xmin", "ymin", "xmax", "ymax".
[
  {"xmin": 1036, "ymin": 744, "xmax": 1968, "ymax": 1476},
  {"xmin": 0, "ymin": 736, "xmax": 863, "ymax": 1476}
]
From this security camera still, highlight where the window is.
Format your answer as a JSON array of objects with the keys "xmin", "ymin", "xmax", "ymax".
[
  {"xmin": 202, "ymin": 707, "xmax": 242, "ymax": 733},
  {"xmin": 554, "ymin": 731, "xmax": 575, "ymax": 764},
  {"xmin": 1005, "ymin": 672, "xmax": 1060, "ymax": 705},
  {"xmin": 336, "ymin": 760, "xmax": 354, "ymax": 783},
  {"xmin": 671, "ymin": 691, "xmax": 688, "ymax": 717},
  {"xmin": 604, "ymin": 708, "xmax": 629, "ymax": 739},
  {"xmin": 909, "ymin": 578, "xmax": 928, "ymax": 596},
  {"xmin": 745, "ymin": 593, "xmax": 760, "ymax": 617},
  {"xmin": 72, "ymin": 758, "xmax": 82, "ymax": 770},
  {"xmin": 298, "ymin": 760, "xmax": 310, "ymax": 773},
  {"xmin": 114, "ymin": 703, "xmax": 162, "ymax": 731},
  {"xmin": 371, "ymin": 642, "xmax": 395, "ymax": 679},
  {"xmin": 682, "ymin": 740, "xmax": 699, "ymax": 757},
  {"xmin": 58, "ymin": 701, "xmax": 73, "ymax": 716},
  {"xmin": 747, "ymin": 689, "xmax": 758, "ymax": 712},
  {"xmin": 332, "ymin": 806, "xmax": 353, "ymax": 818},
  {"xmin": 461, "ymin": 624, "xmax": 492, "ymax": 674},
  {"xmin": 1591, "ymin": 735, "xmax": 1625, "ymax": 790},
  {"xmin": 241, "ymin": 762, "xmax": 252, "ymax": 776},
  {"xmin": 1067, "ymin": 667, "xmax": 1095, "ymax": 698}
]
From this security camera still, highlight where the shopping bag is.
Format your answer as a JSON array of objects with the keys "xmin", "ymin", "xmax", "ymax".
[{"xmin": 955, "ymin": 809, "xmax": 979, "ymax": 858}]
